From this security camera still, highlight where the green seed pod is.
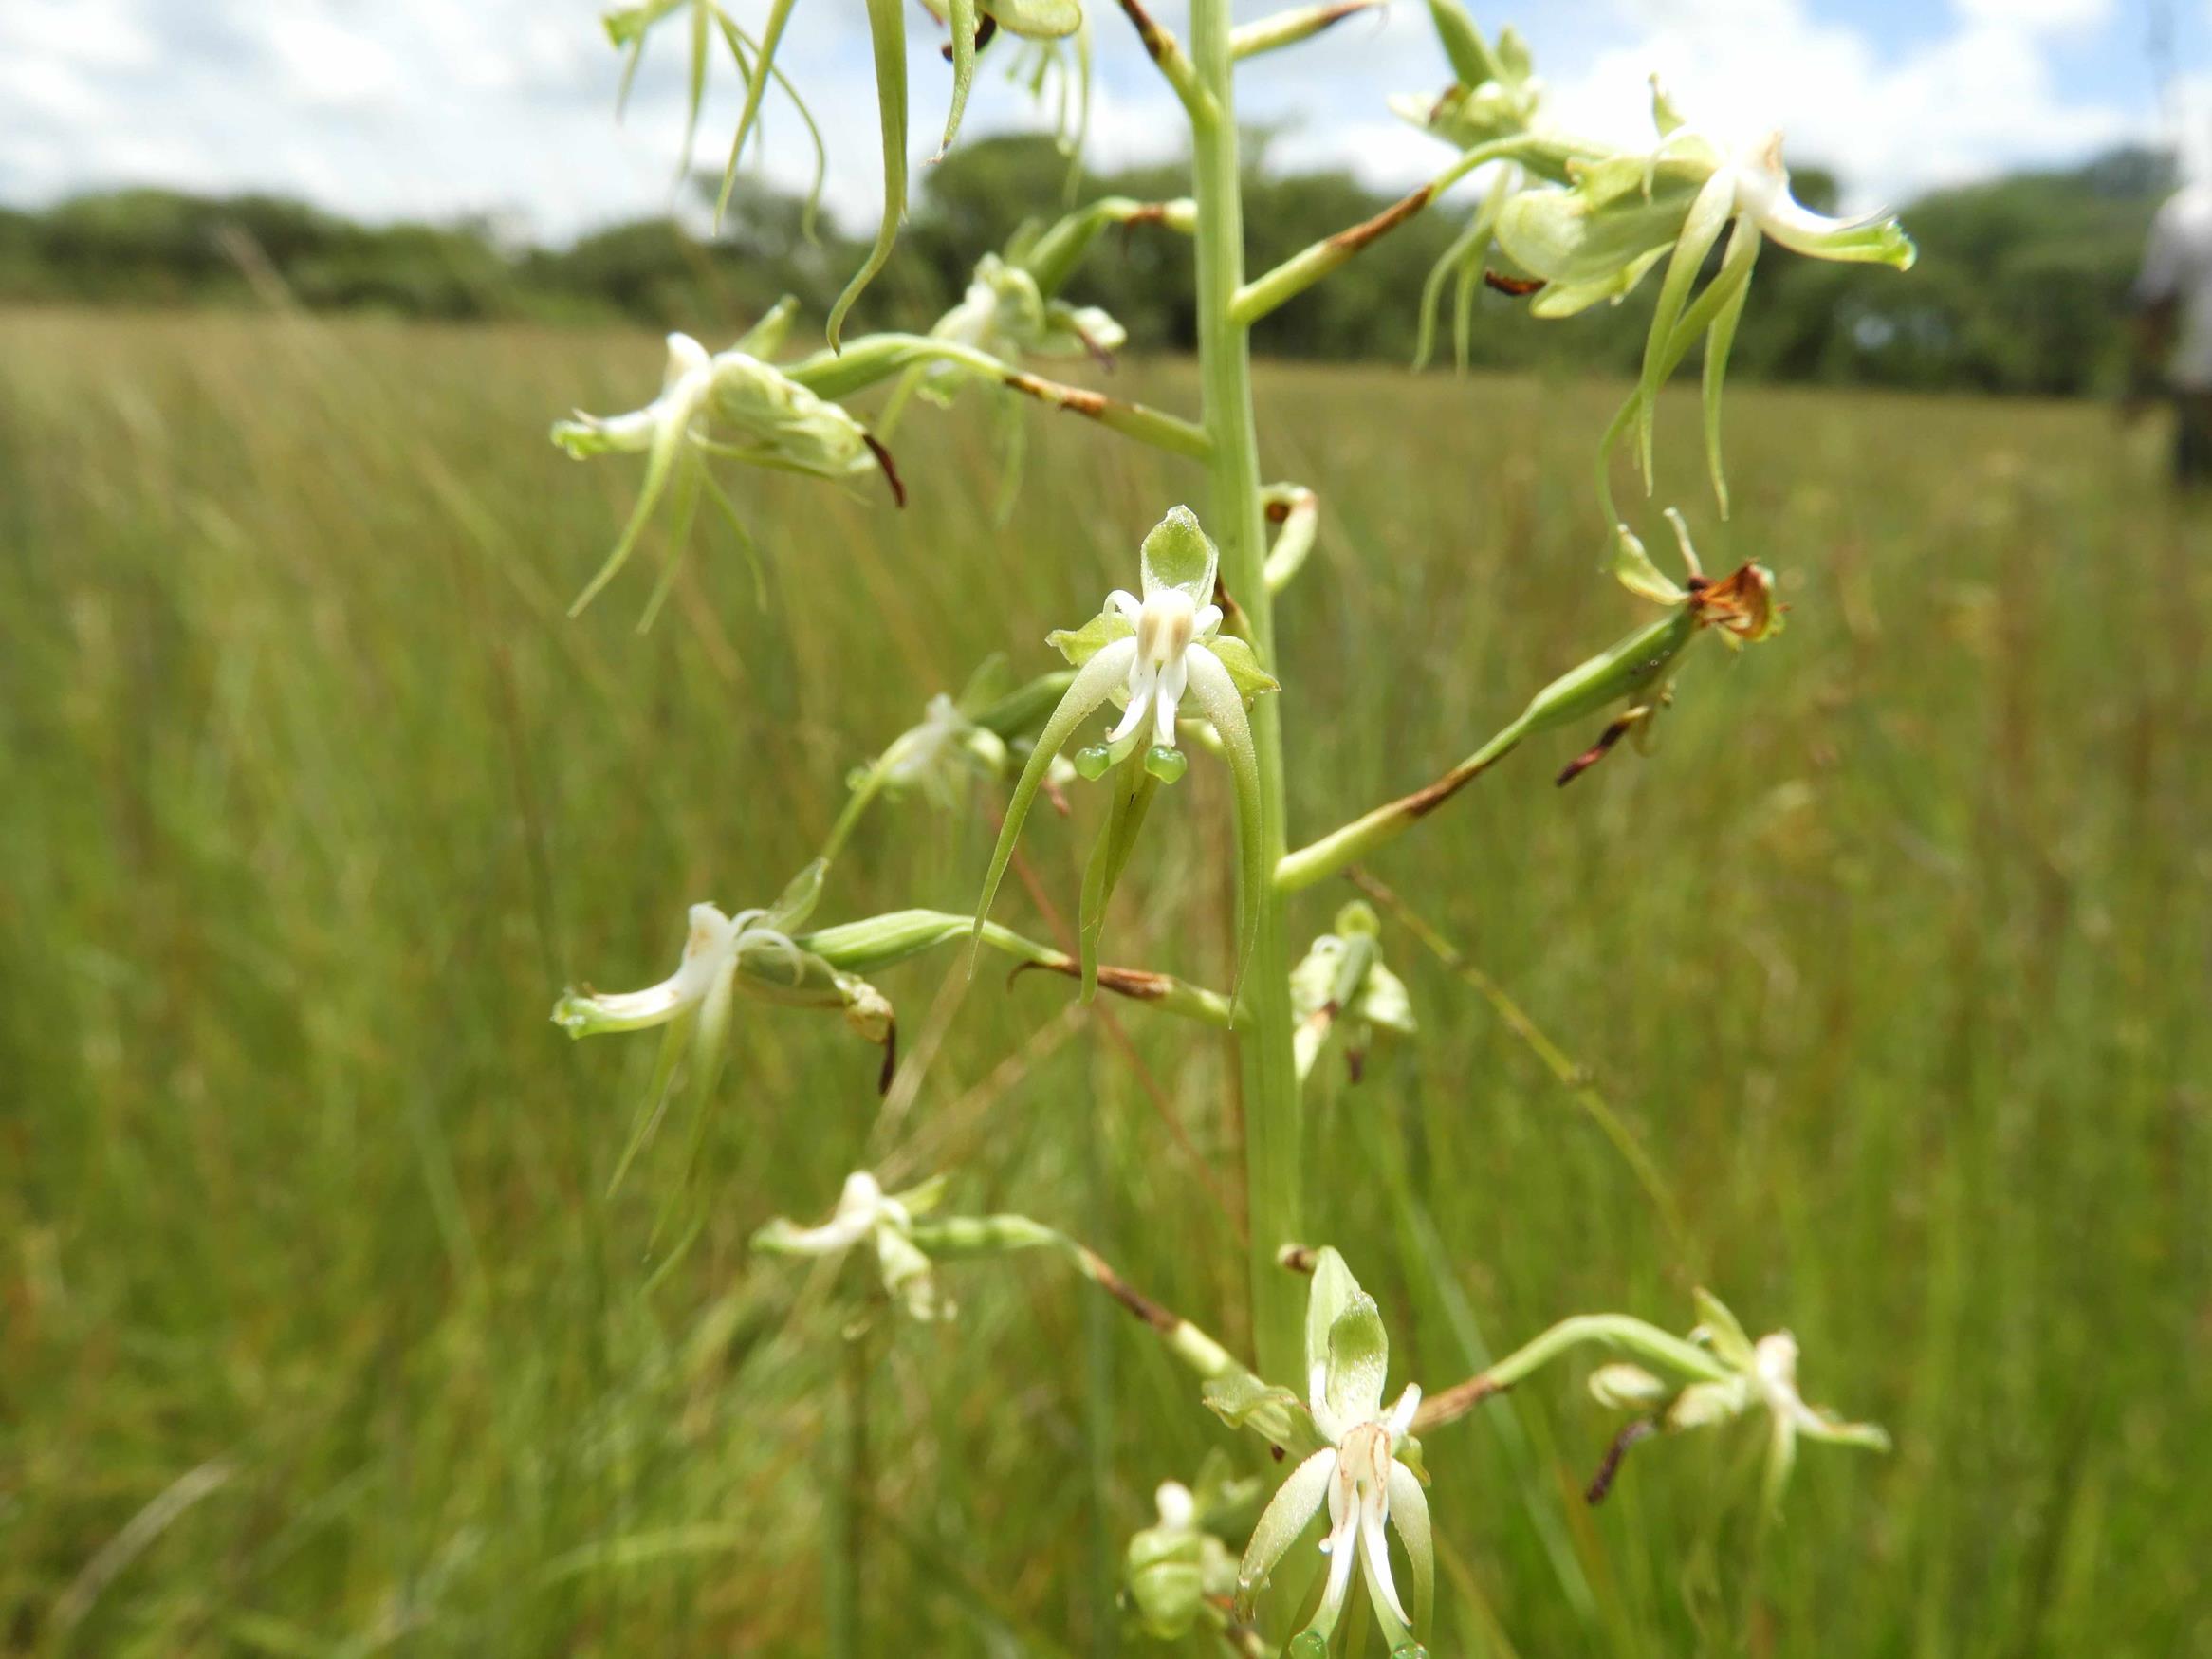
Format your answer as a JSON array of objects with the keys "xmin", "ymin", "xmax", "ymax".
[{"xmin": 1518, "ymin": 608, "xmax": 1697, "ymax": 737}]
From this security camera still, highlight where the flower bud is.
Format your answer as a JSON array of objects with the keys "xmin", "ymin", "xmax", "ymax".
[{"xmin": 1588, "ymin": 1362, "xmax": 1669, "ymax": 1411}]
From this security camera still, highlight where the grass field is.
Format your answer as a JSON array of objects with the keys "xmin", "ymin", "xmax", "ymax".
[{"xmin": 3, "ymin": 307, "xmax": 2208, "ymax": 1656}]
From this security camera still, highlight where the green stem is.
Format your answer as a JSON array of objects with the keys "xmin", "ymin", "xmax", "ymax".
[
  {"xmin": 796, "ymin": 911, "xmax": 1235, "ymax": 1027},
  {"xmin": 1230, "ymin": 137, "xmax": 1540, "ymax": 326},
  {"xmin": 906, "ymin": 1214, "xmax": 1246, "ymax": 1383},
  {"xmin": 1276, "ymin": 715, "xmax": 1530, "ymax": 892},
  {"xmin": 785, "ymin": 336, "xmax": 1211, "ymax": 459},
  {"xmin": 1187, "ymin": 0, "xmax": 1303, "ymax": 1388},
  {"xmin": 1412, "ymin": 1313, "xmax": 1730, "ymax": 1433},
  {"xmin": 827, "ymin": 1327, "xmax": 871, "ymax": 1657}
]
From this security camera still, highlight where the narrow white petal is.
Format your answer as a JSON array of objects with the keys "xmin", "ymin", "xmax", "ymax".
[
  {"xmin": 1313, "ymin": 1506, "xmax": 1358, "ymax": 1635},
  {"xmin": 1108, "ymin": 588, "xmax": 1143, "ymax": 625},
  {"xmin": 1386, "ymin": 1384, "xmax": 1423, "ymax": 1441},
  {"xmin": 1359, "ymin": 1484, "xmax": 1409, "ymax": 1626},
  {"xmin": 1152, "ymin": 655, "xmax": 1188, "ymax": 747},
  {"xmin": 1192, "ymin": 603, "xmax": 1223, "ymax": 638},
  {"xmin": 1107, "ymin": 688, "xmax": 1152, "ymax": 745}
]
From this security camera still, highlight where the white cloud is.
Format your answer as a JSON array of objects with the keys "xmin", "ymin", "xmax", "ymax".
[
  {"xmin": 0, "ymin": 0, "xmax": 2166, "ymax": 243},
  {"xmin": 1954, "ymin": 0, "xmax": 2113, "ymax": 32},
  {"xmin": 1543, "ymin": 0, "xmax": 2138, "ymax": 211}
]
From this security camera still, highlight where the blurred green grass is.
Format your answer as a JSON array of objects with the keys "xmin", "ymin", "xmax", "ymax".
[{"xmin": 2, "ymin": 308, "xmax": 2207, "ymax": 1656}]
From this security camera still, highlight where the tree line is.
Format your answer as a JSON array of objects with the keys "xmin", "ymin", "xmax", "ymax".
[{"xmin": 0, "ymin": 138, "xmax": 2171, "ymax": 397}]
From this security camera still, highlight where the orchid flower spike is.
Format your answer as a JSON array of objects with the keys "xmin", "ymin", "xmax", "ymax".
[
  {"xmin": 970, "ymin": 507, "xmax": 1277, "ymax": 999},
  {"xmin": 752, "ymin": 1170, "xmax": 952, "ymax": 1320},
  {"xmin": 551, "ymin": 321, "xmax": 899, "ymax": 621},
  {"xmin": 1586, "ymin": 1288, "xmax": 1891, "ymax": 1516},
  {"xmin": 1238, "ymin": 1249, "xmax": 1435, "ymax": 1652}
]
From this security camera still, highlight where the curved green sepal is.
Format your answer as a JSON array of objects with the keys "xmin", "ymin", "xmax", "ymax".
[
  {"xmin": 1184, "ymin": 642, "xmax": 1265, "ymax": 1003},
  {"xmin": 1078, "ymin": 762, "xmax": 1159, "ymax": 999},
  {"xmin": 1386, "ymin": 1460, "xmax": 1434, "ymax": 1637},
  {"xmin": 826, "ymin": 0, "xmax": 909, "ymax": 351},
  {"xmin": 1204, "ymin": 634, "xmax": 1279, "ymax": 701},
  {"xmin": 1203, "ymin": 1372, "xmax": 1327, "ymax": 1458},
  {"xmin": 1047, "ymin": 607, "xmax": 1133, "ymax": 669},
  {"xmin": 969, "ymin": 639, "xmax": 1134, "ymax": 950},
  {"xmin": 1140, "ymin": 505, "xmax": 1219, "ymax": 602}
]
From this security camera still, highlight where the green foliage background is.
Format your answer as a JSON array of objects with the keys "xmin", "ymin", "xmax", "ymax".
[
  {"xmin": 2, "ymin": 305, "xmax": 2207, "ymax": 1653},
  {"xmin": 0, "ymin": 138, "xmax": 2173, "ymax": 396}
]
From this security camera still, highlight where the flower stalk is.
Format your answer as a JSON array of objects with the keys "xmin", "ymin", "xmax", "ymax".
[{"xmin": 1185, "ymin": 0, "xmax": 1307, "ymax": 1389}]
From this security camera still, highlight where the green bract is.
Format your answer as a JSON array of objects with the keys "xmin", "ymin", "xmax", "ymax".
[
  {"xmin": 551, "ymin": 325, "xmax": 895, "ymax": 621},
  {"xmin": 971, "ymin": 507, "xmax": 1277, "ymax": 1002},
  {"xmin": 1235, "ymin": 1248, "xmax": 1434, "ymax": 1650}
]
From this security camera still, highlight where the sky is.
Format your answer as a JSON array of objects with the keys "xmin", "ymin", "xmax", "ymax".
[{"xmin": 0, "ymin": 0, "xmax": 2203, "ymax": 245}]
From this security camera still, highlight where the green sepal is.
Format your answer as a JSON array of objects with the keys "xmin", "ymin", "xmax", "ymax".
[
  {"xmin": 1139, "ymin": 505, "xmax": 1219, "ymax": 602},
  {"xmin": 1701, "ymin": 220, "xmax": 1760, "ymax": 515},
  {"xmin": 1422, "ymin": 0, "xmax": 1496, "ymax": 88},
  {"xmin": 1078, "ymin": 761, "xmax": 1159, "ymax": 1000},
  {"xmin": 1692, "ymin": 1287, "xmax": 1757, "ymax": 1371},
  {"xmin": 764, "ymin": 857, "xmax": 827, "ymax": 932},
  {"xmin": 942, "ymin": 0, "xmax": 980, "ymax": 157},
  {"xmin": 714, "ymin": 0, "xmax": 795, "ymax": 221},
  {"xmin": 1183, "ymin": 641, "xmax": 1268, "ymax": 1003},
  {"xmin": 1634, "ymin": 167, "xmax": 1736, "ymax": 487},
  {"xmin": 602, "ymin": 1005, "xmax": 693, "ymax": 1197},
  {"xmin": 1497, "ymin": 171, "xmax": 1702, "ymax": 317},
  {"xmin": 733, "ymin": 295, "xmax": 799, "ymax": 359},
  {"xmin": 1322, "ymin": 1295, "xmax": 1391, "ymax": 1428},
  {"xmin": 1046, "ymin": 607, "xmax": 1133, "ymax": 669},
  {"xmin": 970, "ymin": 640, "xmax": 1132, "ymax": 951},
  {"xmin": 1493, "ymin": 23, "xmax": 1532, "ymax": 80},
  {"xmin": 1204, "ymin": 633, "xmax": 1279, "ymax": 701},
  {"xmin": 1202, "ymin": 1372, "xmax": 1328, "ymax": 1459},
  {"xmin": 1302, "ymin": 1246, "xmax": 1363, "ymax": 1377},
  {"xmin": 826, "ymin": 0, "xmax": 909, "ymax": 351}
]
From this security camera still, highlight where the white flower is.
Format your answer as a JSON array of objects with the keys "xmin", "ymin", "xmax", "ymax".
[
  {"xmin": 554, "ymin": 898, "xmax": 800, "ymax": 1040},
  {"xmin": 752, "ymin": 1170, "xmax": 950, "ymax": 1319},
  {"xmin": 970, "ymin": 507, "xmax": 1280, "ymax": 997},
  {"xmin": 921, "ymin": 252, "xmax": 1130, "ymax": 405},
  {"xmin": 1721, "ymin": 130, "xmax": 1906, "ymax": 264},
  {"xmin": 875, "ymin": 692, "xmax": 1009, "ymax": 807},
  {"xmin": 1099, "ymin": 581, "xmax": 1222, "ymax": 759},
  {"xmin": 1587, "ymin": 1290, "xmax": 1891, "ymax": 1516},
  {"xmin": 1238, "ymin": 1249, "xmax": 1434, "ymax": 1650},
  {"xmin": 553, "ymin": 864, "xmax": 907, "ymax": 1171},
  {"xmin": 551, "ymin": 324, "xmax": 895, "ymax": 618}
]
